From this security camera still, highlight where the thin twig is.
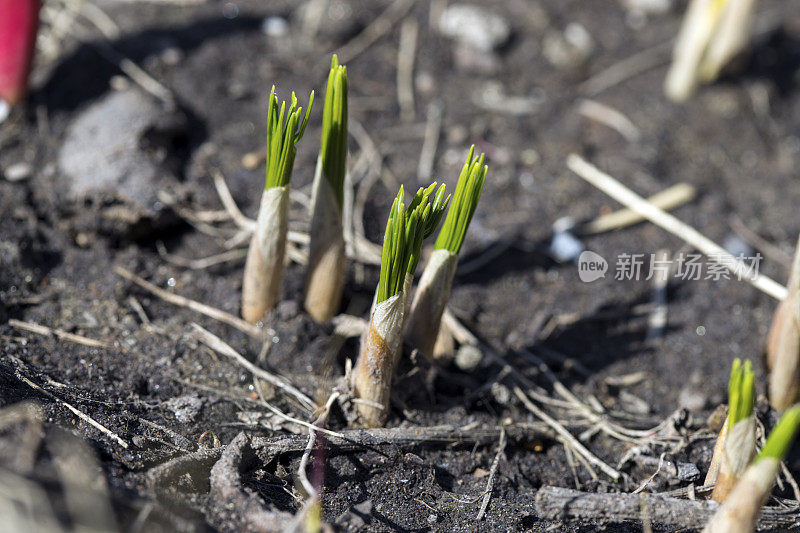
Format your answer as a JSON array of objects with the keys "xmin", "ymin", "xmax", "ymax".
[
  {"xmin": 632, "ymin": 453, "xmax": 666, "ymax": 494},
  {"xmin": 297, "ymin": 392, "xmax": 340, "ymax": 499},
  {"xmin": 476, "ymin": 427, "xmax": 506, "ymax": 520},
  {"xmin": 15, "ymin": 373, "xmax": 129, "ymax": 449},
  {"xmin": 730, "ymin": 216, "xmax": 793, "ymax": 269},
  {"xmin": 567, "ymin": 154, "xmax": 786, "ymax": 300},
  {"xmin": 578, "ymin": 99, "xmax": 641, "ymax": 143},
  {"xmin": 156, "ymin": 242, "xmax": 247, "ymax": 270},
  {"xmin": 577, "ymin": 183, "xmax": 696, "ymax": 235},
  {"xmin": 8, "ymin": 319, "xmax": 111, "ymax": 349},
  {"xmin": 335, "ymin": 0, "xmax": 418, "ymax": 63},
  {"xmin": 114, "ymin": 266, "xmax": 263, "ymax": 337},
  {"xmin": 210, "ymin": 168, "xmax": 254, "ymax": 231},
  {"xmin": 417, "ymin": 101, "xmax": 442, "ymax": 181},
  {"xmin": 397, "ymin": 17, "xmax": 418, "ymax": 122},
  {"xmin": 191, "ymin": 324, "xmax": 317, "ymax": 412},
  {"xmin": 580, "ymin": 40, "xmax": 673, "ymax": 96},
  {"xmin": 70, "ymin": 2, "xmax": 174, "ymax": 106},
  {"xmin": 513, "ymin": 387, "xmax": 621, "ymax": 482}
]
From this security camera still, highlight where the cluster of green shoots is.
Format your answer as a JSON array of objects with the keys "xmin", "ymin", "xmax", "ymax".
[
  {"xmin": 319, "ymin": 56, "xmax": 348, "ymax": 206},
  {"xmin": 727, "ymin": 358, "xmax": 754, "ymax": 427},
  {"xmin": 434, "ymin": 147, "xmax": 487, "ymax": 254},
  {"xmin": 377, "ymin": 184, "xmax": 449, "ymax": 304},
  {"xmin": 243, "ymin": 54, "xmax": 488, "ymax": 427},
  {"xmin": 264, "ymin": 87, "xmax": 314, "ymax": 189}
]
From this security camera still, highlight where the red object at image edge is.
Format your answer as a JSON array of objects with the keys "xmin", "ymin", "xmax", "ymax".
[{"xmin": 0, "ymin": 0, "xmax": 41, "ymax": 105}]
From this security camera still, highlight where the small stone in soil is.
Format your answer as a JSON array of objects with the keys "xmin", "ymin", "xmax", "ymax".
[
  {"xmin": 543, "ymin": 23, "xmax": 595, "ymax": 70},
  {"xmin": 455, "ymin": 344, "xmax": 482, "ymax": 371},
  {"xmin": 549, "ymin": 231, "xmax": 584, "ymax": 263},
  {"xmin": 4, "ymin": 162, "xmax": 32, "ymax": 182},
  {"xmin": 164, "ymin": 395, "xmax": 204, "ymax": 424},
  {"xmin": 0, "ymin": 99, "xmax": 8, "ymax": 123},
  {"xmin": 55, "ymin": 87, "xmax": 188, "ymax": 237},
  {"xmin": 722, "ymin": 234, "xmax": 754, "ymax": 258},
  {"xmin": 262, "ymin": 16, "xmax": 288, "ymax": 37},
  {"xmin": 678, "ymin": 385, "xmax": 707, "ymax": 412},
  {"xmin": 438, "ymin": 4, "xmax": 510, "ymax": 52}
]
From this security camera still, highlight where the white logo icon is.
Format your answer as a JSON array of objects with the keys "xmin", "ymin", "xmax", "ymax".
[{"xmin": 578, "ymin": 251, "xmax": 608, "ymax": 282}]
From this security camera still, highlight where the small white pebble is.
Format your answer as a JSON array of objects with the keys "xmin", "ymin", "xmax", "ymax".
[
  {"xmin": 549, "ymin": 231, "xmax": 584, "ymax": 263},
  {"xmin": 262, "ymin": 16, "xmax": 288, "ymax": 37},
  {"xmin": 4, "ymin": 162, "xmax": 31, "ymax": 182}
]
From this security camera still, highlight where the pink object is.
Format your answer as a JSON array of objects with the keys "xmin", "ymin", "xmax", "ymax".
[{"xmin": 0, "ymin": 0, "xmax": 41, "ymax": 105}]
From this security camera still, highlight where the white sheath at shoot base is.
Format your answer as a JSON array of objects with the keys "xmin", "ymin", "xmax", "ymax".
[
  {"xmin": 767, "ymin": 235, "xmax": 800, "ymax": 411},
  {"xmin": 406, "ymin": 249, "xmax": 457, "ymax": 361},
  {"xmin": 241, "ymin": 86, "xmax": 313, "ymax": 324},
  {"xmin": 406, "ymin": 147, "xmax": 487, "ymax": 364},
  {"xmin": 352, "ymin": 184, "xmax": 449, "ymax": 427},
  {"xmin": 706, "ymin": 359, "xmax": 755, "ymax": 502},
  {"xmin": 352, "ymin": 293, "xmax": 405, "ymax": 426},
  {"xmin": 665, "ymin": 0, "xmax": 757, "ymax": 102},
  {"xmin": 305, "ymin": 56, "xmax": 348, "ymax": 322},
  {"xmin": 305, "ymin": 158, "xmax": 346, "ymax": 321},
  {"xmin": 703, "ymin": 406, "xmax": 800, "ymax": 533},
  {"xmin": 242, "ymin": 187, "xmax": 289, "ymax": 322}
]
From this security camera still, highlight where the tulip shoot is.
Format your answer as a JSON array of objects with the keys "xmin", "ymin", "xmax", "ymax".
[
  {"xmin": 665, "ymin": 0, "xmax": 757, "ymax": 102},
  {"xmin": 242, "ymin": 87, "xmax": 313, "ymax": 323},
  {"xmin": 305, "ymin": 56, "xmax": 349, "ymax": 322},
  {"xmin": 352, "ymin": 184, "xmax": 448, "ymax": 426},
  {"xmin": 406, "ymin": 147, "xmax": 487, "ymax": 363},
  {"xmin": 703, "ymin": 406, "xmax": 800, "ymax": 533},
  {"xmin": 705, "ymin": 359, "xmax": 755, "ymax": 502},
  {"xmin": 766, "ymin": 235, "xmax": 800, "ymax": 411}
]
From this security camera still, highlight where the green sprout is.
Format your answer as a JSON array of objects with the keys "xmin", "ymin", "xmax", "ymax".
[
  {"xmin": 434, "ymin": 146, "xmax": 488, "ymax": 254},
  {"xmin": 265, "ymin": 86, "xmax": 314, "ymax": 189},
  {"xmin": 376, "ymin": 184, "xmax": 449, "ymax": 304},
  {"xmin": 727, "ymin": 358, "xmax": 755, "ymax": 427},
  {"xmin": 320, "ymin": 55, "xmax": 348, "ymax": 206},
  {"xmin": 758, "ymin": 405, "xmax": 800, "ymax": 461}
]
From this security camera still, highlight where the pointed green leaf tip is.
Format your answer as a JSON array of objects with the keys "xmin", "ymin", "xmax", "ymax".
[
  {"xmin": 376, "ymin": 183, "xmax": 449, "ymax": 304},
  {"xmin": 434, "ymin": 146, "xmax": 488, "ymax": 254},
  {"xmin": 320, "ymin": 55, "xmax": 348, "ymax": 206},
  {"xmin": 757, "ymin": 405, "xmax": 800, "ymax": 461},
  {"xmin": 727, "ymin": 358, "xmax": 754, "ymax": 427},
  {"xmin": 265, "ymin": 86, "xmax": 315, "ymax": 189}
]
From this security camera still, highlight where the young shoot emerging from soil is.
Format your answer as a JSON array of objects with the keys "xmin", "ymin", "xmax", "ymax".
[
  {"xmin": 703, "ymin": 405, "xmax": 800, "ymax": 533},
  {"xmin": 766, "ymin": 235, "xmax": 800, "ymax": 411},
  {"xmin": 242, "ymin": 87, "xmax": 314, "ymax": 323},
  {"xmin": 704, "ymin": 358, "xmax": 755, "ymax": 502},
  {"xmin": 351, "ymin": 183, "xmax": 449, "ymax": 427},
  {"xmin": 405, "ymin": 146, "xmax": 487, "ymax": 364},
  {"xmin": 665, "ymin": 0, "xmax": 757, "ymax": 102},
  {"xmin": 304, "ymin": 55, "xmax": 348, "ymax": 323}
]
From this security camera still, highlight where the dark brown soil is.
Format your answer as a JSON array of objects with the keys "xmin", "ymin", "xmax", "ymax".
[{"xmin": 2, "ymin": 0, "xmax": 800, "ymax": 531}]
